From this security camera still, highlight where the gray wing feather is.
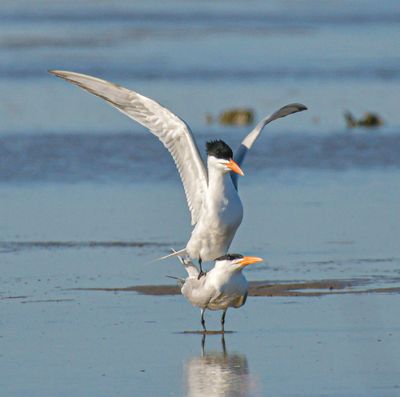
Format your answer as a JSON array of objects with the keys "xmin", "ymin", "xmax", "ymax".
[
  {"xmin": 50, "ymin": 70, "xmax": 208, "ymax": 225},
  {"xmin": 231, "ymin": 103, "xmax": 307, "ymax": 189}
]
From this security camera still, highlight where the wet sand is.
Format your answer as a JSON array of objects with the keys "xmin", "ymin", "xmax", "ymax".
[{"xmin": 76, "ymin": 278, "xmax": 400, "ymax": 297}]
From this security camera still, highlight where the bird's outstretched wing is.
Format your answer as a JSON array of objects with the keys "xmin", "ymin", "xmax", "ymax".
[
  {"xmin": 50, "ymin": 70, "xmax": 208, "ymax": 225},
  {"xmin": 231, "ymin": 103, "xmax": 307, "ymax": 189}
]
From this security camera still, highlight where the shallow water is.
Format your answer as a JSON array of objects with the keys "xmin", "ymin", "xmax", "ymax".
[
  {"xmin": 1, "ymin": 0, "xmax": 400, "ymax": 396},
  {"xmin": 1, "ymin": 174, "xmax": 400, "ymax": 396},
  {"xmin": 2, "ymin": 132, "xmax": 400, "ymax": 184},
  {"xmin": 2, "ymin": 279, "xmax": 400, "ymax": 397}
]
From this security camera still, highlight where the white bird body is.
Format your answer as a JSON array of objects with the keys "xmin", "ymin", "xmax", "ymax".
[
  {"xmin": 186, "ymin": 157, "xmax": 243, "ymax": 262},
  {"xmin": 182, "ymin": 262, "xmax": 248, "ymax": 310},
  {"xmin": 49, "ymin": 70, "xmax": 306, "ymax": 269},
  {"xmin": 177, "ymin": 253, "xmax": 262, "ymax": 331}
]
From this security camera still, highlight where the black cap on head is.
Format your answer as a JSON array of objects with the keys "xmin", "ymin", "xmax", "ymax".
[
  {"xmin": 206, "ymin": 140, "xmax": 233, "ymax": 160},
  {"xmin": 215, "ymin": 253, "xmax": 243, "ymax": 262}
]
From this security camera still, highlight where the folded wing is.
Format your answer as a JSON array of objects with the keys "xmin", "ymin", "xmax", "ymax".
[
  {"xmin": 232, "ymin": 103, "xmax": 307, "ymax": 189},
  {"xmin": 50, "ymin": 70, "xmax": 208, "ymax": 225}
]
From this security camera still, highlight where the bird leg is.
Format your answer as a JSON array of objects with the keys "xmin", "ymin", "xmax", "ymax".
[
  {"xmin": 200, "ymin": 309, "xmax": 207, "ymax": 332},
  {"xmin": 221, "ymin": 334, "xmax": 227, "ymax": 356},
  {"xmin": 221, "ymin": 309, "xmax": 227, "ymax": 333},
  {"xmin": 201, "ymin": 334, "xmax": 206, "ymax": 356},
  {"xmin": 197, "ymin": 257, "xmax": 206, "ymax": 279}
]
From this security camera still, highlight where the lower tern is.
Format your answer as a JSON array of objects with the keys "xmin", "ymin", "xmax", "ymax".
[
  {"xmin": 49, "ymin": 70, "xmax": 306, "ymax": 273},
  {"xmin": 176, "ymin": 253, "xmax": 263, "ymax": 332}
]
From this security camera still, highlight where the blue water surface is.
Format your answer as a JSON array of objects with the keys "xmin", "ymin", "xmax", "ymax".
[{"xmin": 1, "ymin": 1, "xmax": 400, "ymax": 396}]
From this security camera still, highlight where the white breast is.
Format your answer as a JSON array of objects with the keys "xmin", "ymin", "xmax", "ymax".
[
  {"xmin": 206, "ymin": 267, "xmax": 248, "ymax": 310},
  {"xmin": 186, "ymin": 182, "xmax": 243, "ymax": 262}
]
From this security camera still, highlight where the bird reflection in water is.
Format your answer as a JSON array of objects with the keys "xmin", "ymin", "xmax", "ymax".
[{"xmin": 185, "ymin": 335, "xmax": 257, "ymax": 397}]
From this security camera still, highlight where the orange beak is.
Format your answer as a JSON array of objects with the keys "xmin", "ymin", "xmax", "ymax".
[
  {"xmin": 226, "ymin": 159, "xmax": 244, "ymax": 176},
  {"xmin": 238, "ymin": 256, "xmax": 263, "ymax": 267}
]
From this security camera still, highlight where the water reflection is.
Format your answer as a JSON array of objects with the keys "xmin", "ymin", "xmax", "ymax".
[{"xmin": 185, "ymin": 335, "xmax": 256, "ymax": 397}]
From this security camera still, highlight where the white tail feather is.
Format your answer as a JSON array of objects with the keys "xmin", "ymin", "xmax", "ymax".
[{"xmin": 156, "ymin": 247, "xmax": 188, "ymax": 261}]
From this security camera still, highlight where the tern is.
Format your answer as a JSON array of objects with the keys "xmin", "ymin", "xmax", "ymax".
[
  {"xmin": 175, "ymin": 253, "xmax": 263, "ymax": 332},
  {"xmin": 49, "ymin": 70, "xmax": 306, "ymax": 274}
]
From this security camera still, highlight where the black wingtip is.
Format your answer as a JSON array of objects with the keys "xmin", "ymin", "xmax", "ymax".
[
  {"xmin": 299, "ymin": 104, "xmax": 308, "ymax": 111},
  {"xmin": 291, "ymin": 103, "xmax": 307, "ymax": 112},
  {"xmin": 48, "ymin": 69, "xmax": 63, "ymax": 78}
]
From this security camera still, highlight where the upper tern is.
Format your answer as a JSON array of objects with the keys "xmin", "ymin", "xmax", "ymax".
[
  {"xmin": 49, "ymin": 70, "xmax": 306, "ymax": 272},
  {"xmin": 176, "ymin": 253, "xmax": 263, "ymax": 332}
]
